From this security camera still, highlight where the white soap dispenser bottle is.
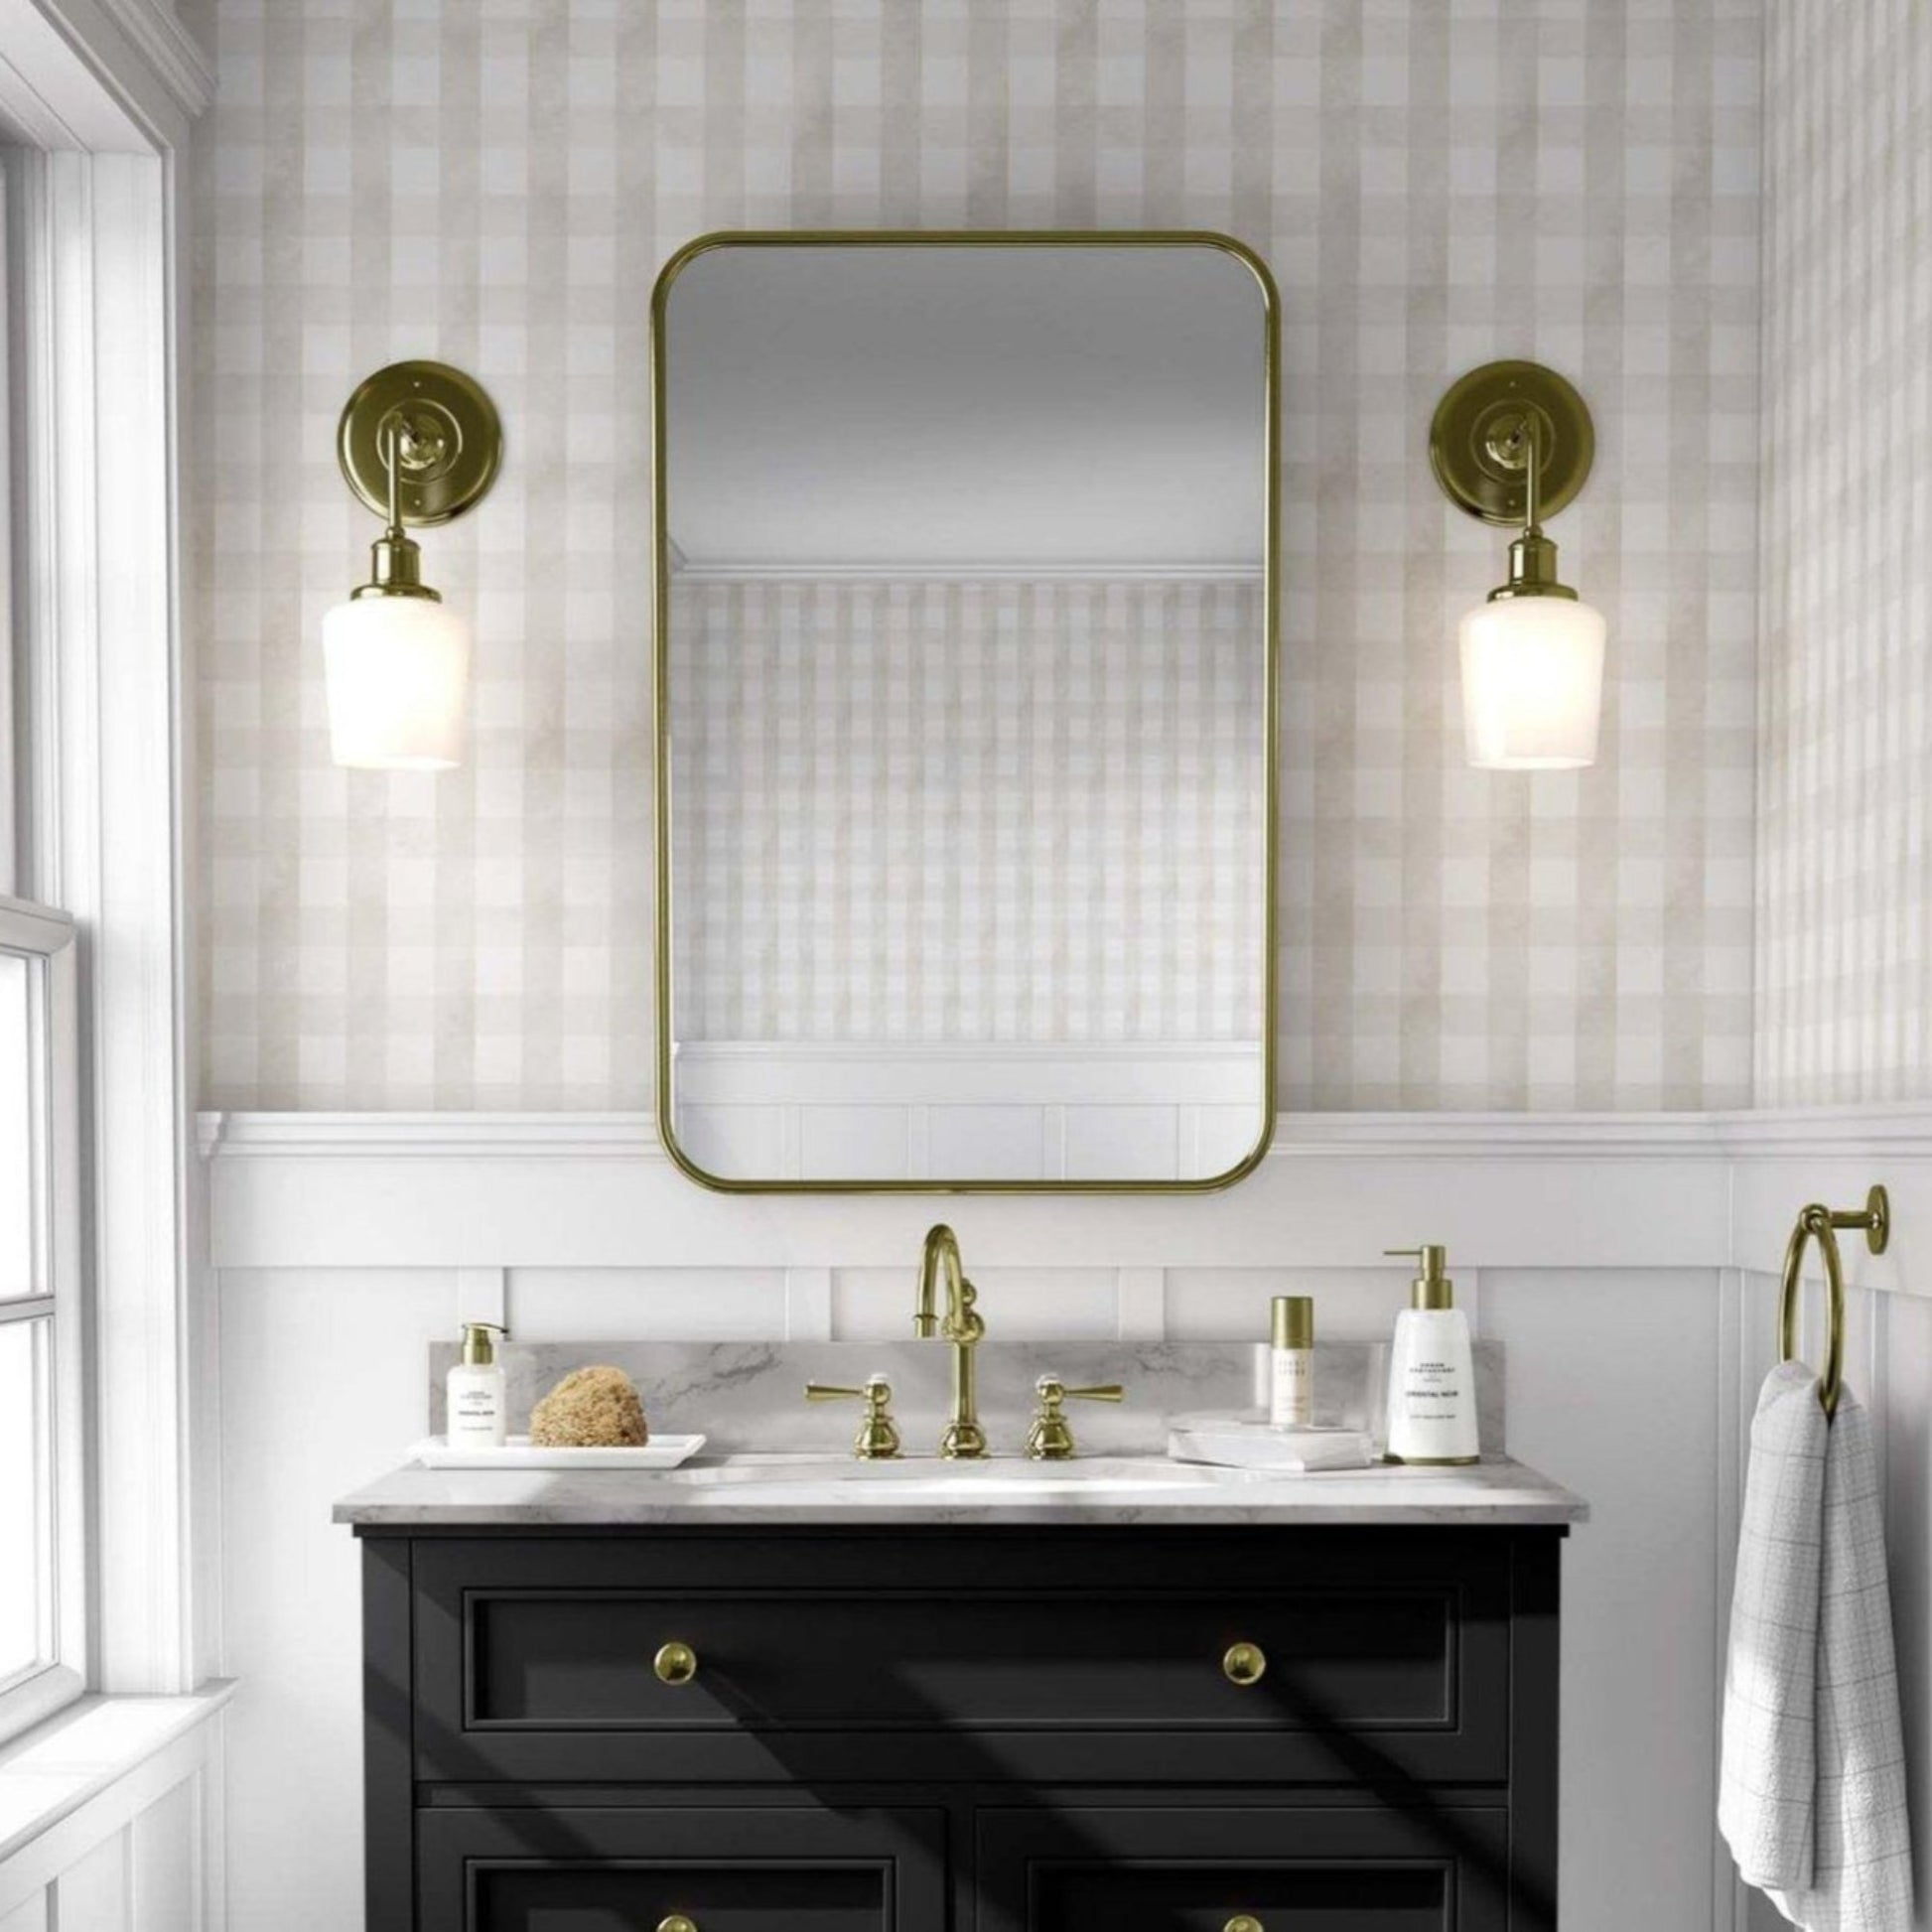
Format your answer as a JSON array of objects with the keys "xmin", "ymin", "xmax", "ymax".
[
  {"xmin": 1382, "ymin": 1246, "xmax": 1478, "ymax": 1465},
  {"xmin": 447, "ymin": 1321, "xmax": 509, "ymax": 1449}
]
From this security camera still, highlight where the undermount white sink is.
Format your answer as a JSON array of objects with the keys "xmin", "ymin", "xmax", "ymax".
[{"xmin": 662, "ymin": 1453, "xmax": 1242, "ymax": 1501}]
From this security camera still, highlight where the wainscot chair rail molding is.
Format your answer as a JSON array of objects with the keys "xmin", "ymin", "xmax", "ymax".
[{"xmin": 196, "ymin": 1105, "xmax": 1932, "ymax": 1295}]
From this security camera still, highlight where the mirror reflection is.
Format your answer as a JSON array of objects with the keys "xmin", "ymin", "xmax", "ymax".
[{"xmin": 656, "ymin": 239, "xmax": 1275, "ymax": 1187}]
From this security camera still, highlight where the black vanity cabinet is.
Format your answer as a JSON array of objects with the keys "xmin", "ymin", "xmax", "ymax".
[{"xmin": 359, "ymin": 1525, "xmax": 1564, "ymax": 1931}]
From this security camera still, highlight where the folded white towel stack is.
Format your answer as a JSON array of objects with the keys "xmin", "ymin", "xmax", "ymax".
[{"xmin": 1719, "ymin": 1359, "xmax": 1911, "ymax": 1932}]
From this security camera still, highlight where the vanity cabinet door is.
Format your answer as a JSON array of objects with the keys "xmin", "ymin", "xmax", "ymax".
[
  {"xmin": 416, "ymin": 1804, "xmax": 946, "ymax": 1932},
  {"xmin": 976, "ymin": 1805, "xmax": 1514, "ymax": 1932}
]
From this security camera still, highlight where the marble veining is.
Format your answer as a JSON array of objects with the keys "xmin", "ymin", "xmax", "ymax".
[{"xmin": 426, "ymin": 1338, "xmax": 1508, "ymax": 1458}]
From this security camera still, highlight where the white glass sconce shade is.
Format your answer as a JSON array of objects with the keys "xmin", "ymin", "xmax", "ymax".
[
  {"xmin": 1457, "ymin": 595, "xmax": 1605, "ymax": 770},
  {"xmin": 327, "ymin": 361, "xmax": 501, "ymax": 769},
  {"xmin": 1429, "ymin": 362, "xmax": 1602, "ymax": 771},
  {"xmin": 323, "ymin": 595, "xmax": 471, "ymax": 769}
]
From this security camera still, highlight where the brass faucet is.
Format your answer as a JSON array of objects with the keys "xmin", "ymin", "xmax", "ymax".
[{"xmin": 914, "ymin": 1223, "xmax": 987, "ymax": 1458}]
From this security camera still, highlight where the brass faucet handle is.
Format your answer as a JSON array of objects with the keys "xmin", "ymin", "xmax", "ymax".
[
  {"xmin": 1026, "ymin": 1375, "xmax": 1125, "ymax": 1460},
  {"xmin": 1036, "ymin": 1375, "xmax": 1126, "ymax": 1403},
  {"xmin": 804, "ymin": 1375, "xmax": 901, "ymax": 1460}
]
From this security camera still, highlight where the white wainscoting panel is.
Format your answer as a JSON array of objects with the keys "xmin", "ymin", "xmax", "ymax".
[
  {"xmin": 216, "ymin": 1268, "xmax": 455, "ymax": 1932},
  {"xmin": 202, "ymin": 1107, "xmax": 1932, "ymax": 1932},
  {"xmin": 0, "ymin": 1698, "xmax": 222, "ymax": 1932},
  {"xmin": 127, "ymin": 1777, "xmax": 197, "ymax": 1932},
  {"xmin": 1880, "ymin": 1292, "xmax": 1932, "ymax": 1932},
  {"xmin": 1483, "ymin": 1269, "xmax": 1724, "ymax": 1931},
  {"xmin": 504, "ymin": 1268, "xmax": 789, "ymax": 1341},
  {"xmin": 829, "ymin": 1266, "xmax": 1122, "ymax": 1341},
  {"xmin": 202, "ymin": 1112, "xmax": 1736, "ymax": 1272},
  {"xmin": 47, "ymin": 1835, "xmax": 122, "ymax": 1932}
]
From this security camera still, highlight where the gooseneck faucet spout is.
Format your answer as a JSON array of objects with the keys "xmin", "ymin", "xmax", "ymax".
[{"xmin": 914, "ymin": 1223, "xmax": 988, "ymax": 1458}]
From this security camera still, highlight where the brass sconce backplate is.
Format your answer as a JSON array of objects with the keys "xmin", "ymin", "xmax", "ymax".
[
  {"xmin": 1429, "ymin": 359, "xmax": 1593, "ymax": 527},
  {"xmin": 337, "ymin": 359, "xmax": 502, "ymax": 527}
]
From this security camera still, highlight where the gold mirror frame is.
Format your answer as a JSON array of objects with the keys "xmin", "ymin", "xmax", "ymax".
[{"xmin": 649, "ymin": 230, "xmax": 1281, "ymax": 1194}]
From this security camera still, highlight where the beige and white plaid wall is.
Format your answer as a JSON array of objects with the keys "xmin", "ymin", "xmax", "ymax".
[
  {"xmin": 669, "ymin": 578, "xmax": 1266, "ymax": 1044},
  {"xmin": 1756, "ymin": 0, "xmax": 1932, "ymax": 1107},
  {"xmin": 192, "ymin": 0, "xmax": 1759, "ymax": 1113}
]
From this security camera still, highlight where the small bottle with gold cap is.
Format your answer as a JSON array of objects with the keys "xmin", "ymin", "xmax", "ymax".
[
  {"xmin": 1383, "ymin": 1245, "xmax": 1477, "ymax": 1465},
  {"xmin": 447, "ymin": 1321, "xmax": 509, "ymax": 1449},
  {"xmin": 1268, "ymin": 1295, "xmax": 1314, "ymax": 1428}
]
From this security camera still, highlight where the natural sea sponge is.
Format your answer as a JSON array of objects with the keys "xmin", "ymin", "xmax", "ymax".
[{"xmin": 528, "ymin": 1365, "xmax": 649, "ymax": 1449}]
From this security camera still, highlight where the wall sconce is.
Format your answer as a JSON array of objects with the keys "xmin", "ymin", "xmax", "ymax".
[
  {"xmin": 325, "ymin": 360, "xmax": 502, "ymax": 768},
  {"xmin": 1430, "ymin": 360, "xmax": 1602, "ymax": 770}
]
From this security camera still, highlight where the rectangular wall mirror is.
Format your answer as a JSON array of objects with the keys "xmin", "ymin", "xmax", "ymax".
[{"xmin": 652, "ymin": 233, "xmax": 1278, "ymax": 1191}]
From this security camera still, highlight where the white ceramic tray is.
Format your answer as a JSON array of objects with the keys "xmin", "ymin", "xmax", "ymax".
[
  {"xmin": 1168, "ymin": 1414, "xmax": 1374, "ymax": 1473},
  {"xmin": 409, "ymin": 1434, "xmax": 707, "ymax": 1471}
]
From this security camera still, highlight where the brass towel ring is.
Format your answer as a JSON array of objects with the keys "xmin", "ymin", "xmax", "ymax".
[{"xmin": 1777, "ymin": 1185, "xmax": 1888, "ymax": 1420}]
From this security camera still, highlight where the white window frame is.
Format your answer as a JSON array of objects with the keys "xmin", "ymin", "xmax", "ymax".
[
  {"xmin": 0, "ymin": 0, "xmax": 213, "ymax": 1727},
  {"xmin": 0, "ymin": 894, "xmax": 83, "ymax": 1745}
]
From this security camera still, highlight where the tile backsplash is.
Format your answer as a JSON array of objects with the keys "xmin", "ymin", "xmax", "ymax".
[{"xmin": 193, "ymin": 0, "xmax": 1758, "ymax": 1112}]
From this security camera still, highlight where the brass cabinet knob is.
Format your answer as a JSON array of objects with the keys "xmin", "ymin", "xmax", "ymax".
[
  {"xmin": 658, "ymin": 1917, "xmax": 698, "ymax": 1932},
  {"xmin": 1225, "ymin": 1917, "xmax": 1266, "ymax": 1932},
  {"xmin": 652, "ymin": 1641, "xmax": 699, "ymax": 1686},
  {"xmin": 1222, "ymin": 1641, "xmax": 1267, "ymax": 1687}
]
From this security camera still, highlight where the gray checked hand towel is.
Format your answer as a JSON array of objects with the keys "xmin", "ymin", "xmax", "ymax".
[{"xmin": 1719, "ymin": 1359, "xmax": 1912, "ymax": 1931}]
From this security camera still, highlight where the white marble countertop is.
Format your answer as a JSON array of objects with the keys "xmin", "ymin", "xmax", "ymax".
[{"xmin": 334, "ymin": 1450, "xmax": 1587, "ymax": 1528}]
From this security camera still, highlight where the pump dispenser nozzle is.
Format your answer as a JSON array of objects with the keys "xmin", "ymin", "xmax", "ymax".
[
  {"xmin": 459, "ymin": 1320, "xmax": 507, "ymax": 1366},
  {"xmin": 1384, "ymin": 1246, "xmax": 1453, "ymax": 1311}
]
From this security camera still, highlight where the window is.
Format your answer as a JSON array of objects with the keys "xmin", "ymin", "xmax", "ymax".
[
  {"xmin": 0, "ymin": 72, "xmax": 194, "ymax": 1731},
  {"xmin": 0, "ymin": 900, "xmax": 81, "ymax": 1743},
  {"xmin": 0, "ymin": 158, "xmax": 86, "ymax": 1745}
]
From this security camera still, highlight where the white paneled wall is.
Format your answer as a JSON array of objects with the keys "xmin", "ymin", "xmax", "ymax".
[
  {"xmin": 204, "ymin": 1113, "xmax": 1932, "ymax": 1932},
  {"xmin": 1880, "ymin": 1293, "xmax": 1932, "ymax": 1932},
  {"xmin": 0, "ymin": 1704, "xmax": 221, "ymax": 1932},
  {"xmin": 217, "ymin": 1270, "xmax": 451, "ymax": 1932},
  {"xmin": 1484, "ymin": 1269, "xmax": 1725, "ymax": 1927}
]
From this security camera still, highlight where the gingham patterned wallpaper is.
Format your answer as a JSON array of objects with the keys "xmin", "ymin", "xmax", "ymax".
[
  {"xmin": 191, "ymin": 0, "xmax": 1759, "ymax": 1112},
  {"xmin": 1755, "ymin": 0, "xmax": 1932, "ymax": 1106},
  {"xmin": 668, "ymin": 578, "xmax": 1265, "ymax": 1042}
]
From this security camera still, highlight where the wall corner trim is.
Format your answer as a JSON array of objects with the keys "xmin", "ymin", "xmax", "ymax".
[{"xmin": 71, "ymin": 0, "xmax": 213, "ymax": 119}]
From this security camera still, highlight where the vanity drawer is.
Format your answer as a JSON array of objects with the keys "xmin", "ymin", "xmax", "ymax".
[
  {"xmin": 416, "ymin": 1803, "xmax": 946, "ymax": 1931},
  {"xmin": 410, "ymin": 1532, "xmax": 1513, "ymax": 1786},
  {"xmin": 976, "ymin": 1804, "xmax": 1512, "ymax": 1932}
]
